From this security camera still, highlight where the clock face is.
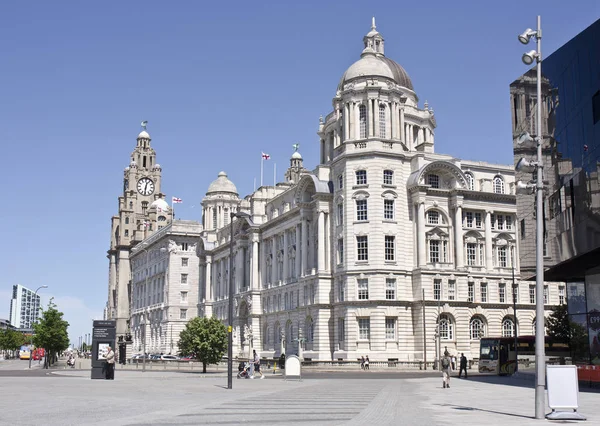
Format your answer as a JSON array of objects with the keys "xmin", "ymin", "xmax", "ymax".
[{"xmin": 137, "ymin": 177, "xmax": 155, "ymax": 196}]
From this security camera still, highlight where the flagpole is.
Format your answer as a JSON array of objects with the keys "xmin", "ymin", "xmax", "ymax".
[
  {"xmin": 260, "ymin": 157, "xmax": 264, "ymax": 187},
  {"xmin": 253, "ymin": 177, "xmax": 256, "ymax": 192},
  {"xmin": 172, "ymin": 202, "xmax": 175, "ymax": 221}
]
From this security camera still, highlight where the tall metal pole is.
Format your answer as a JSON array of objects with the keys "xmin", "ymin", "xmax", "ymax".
[
  {"xmin": 512, "ymin": 251, "xmax": 518, "ymax": 373},
  {"xmin": 227, "ymin": 212, "xmax": 235, "ymax": 389},
  {"xmin": 143, "ymin": 248, "xmax": 149, "ymax": 373},
  {"xmin": 28, "ymin": 285, "xmax": 47, "ymax": 369},
  {"xmin": 422, "ymin": 289, "xmax": 427, "ymax": 370},
  {"xmin": 534, "ymin": 14, "xmax": 546, "ymax": 419}
]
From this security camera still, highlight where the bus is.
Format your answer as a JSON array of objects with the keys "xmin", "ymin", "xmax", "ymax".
[
  {"xmin": 479, "ymin": 336, "xmax": 570, "ymax": 375},
  {"xmin": 19, "ymin": 345, "xmax": 31, "ymax": 360}
]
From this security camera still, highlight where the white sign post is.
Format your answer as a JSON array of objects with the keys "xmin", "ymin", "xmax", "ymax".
[
  {"xmin": 546, "ymin": 365, "xmax": 586, "ymax": 420},
  {"xmin": 284, "ymin": 355, "xmax": 302, "ymax": 381}
]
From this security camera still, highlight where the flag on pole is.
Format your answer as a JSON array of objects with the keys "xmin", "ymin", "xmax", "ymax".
[
  {"xmin": 172, "ymin": 197, "xmax": 183, "ymax": 204},
  {"xmin": 261, "ymin": 152, "xmax": 271, "ymax": 160},
  {"xmin": 143, "ymin": 220, "xmax": 151, "ymax": 228}
]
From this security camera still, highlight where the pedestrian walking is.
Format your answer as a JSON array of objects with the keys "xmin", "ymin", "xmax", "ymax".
[
  {"xmin": 253, "ymin": 350, "xmax": 264, "ymax": 379},
  {"xmin": 105, "ymin": 346, "xmax": 115, "ymax": 380},
  {"xmin": 441, "ymin": 354, "xmax": 451, "ymax": 388},
  {"xmin": 360, "ymin": 356, "xmax": 365, "ymax": 370},
  {"xmin": 365, "ymin": 356, "xmax": 370, "ymax": 370},
  {"xmin": 451, "ymin": 355, "xmax": 456, "ymax": 370},
  {"xmin": 459, "ymin": 353, "xmax": 468, "ymax": 379}
]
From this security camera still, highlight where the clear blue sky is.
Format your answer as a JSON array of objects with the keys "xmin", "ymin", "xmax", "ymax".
[{"xmin": 1, "ymin": 0, "xmax": 598, "ymax": 344}]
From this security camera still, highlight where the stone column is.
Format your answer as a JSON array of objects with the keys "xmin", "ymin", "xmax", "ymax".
[
  {"xmin": 390, "ymin": 102, "xmax": 396, "ymax": 140},
  {"xmin": 283, "ymin": 231, "xmax": 289, "ymax": 283},
  {"xmin": 344, "ymin": 103, "xmax": 349, "ymax": 141},
  {"xmin": 417, "ymin": 201, "xmax": 426, "ymax": 267},
  {"xmin": 271, "ymin": 238, "xmax": 277, "ymax": 285},
  {"xmin": 374, "ymin": 99, "xmax": 380, "ymax": 138},
  {"xmin": 251, "ymin": 238, "xmax": 259, "ymax": 290},
  {"xmin": 485, "ymin": 210, "xmax": 493, "ymax": 270},
  {"xmin": 454, "ymin": 204, "xmax": 464, "ymax": 268},
  {"xmin": 318, "ymin": 211, "xmax": 325, "ymax": 271},
  {"xmin": 400, "ymin": 107, "xmax": 405, "ymax": 144},
  {"xmin": 205, "ymin": 257, "xmax": 213, "ymax": 301},
  {"xmin": 355, "ymin": 103, "xmax": 360, "ymax": 139},
  {"xmin": 301, "ymin": 216, "xmax": 308, "ymax": 276},
  {"xmin": 295, "ymin": 224, "xmax": 301, "ymax": 278}
]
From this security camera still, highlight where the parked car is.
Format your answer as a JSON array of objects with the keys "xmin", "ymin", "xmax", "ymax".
[{"xmin": 160, "ymin": 355, "xmax": 179, "ymax": 361}]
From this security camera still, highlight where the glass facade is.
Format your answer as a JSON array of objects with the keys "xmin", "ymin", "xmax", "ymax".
[{"xmin": 512, "ymin": 19, "xmax": 600, "ymax": 365}]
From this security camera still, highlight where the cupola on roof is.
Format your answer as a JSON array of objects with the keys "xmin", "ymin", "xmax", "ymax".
[
  {"xmin": 137, "ymin": 130, "xmax": 150, "ymax": 139},
  {"xmin": 338, "ymin": 18, "xmax": 413, "ymax": 91},
  {"xmin": 206, "ymin": 171, "xmax": 238, "ymax": 195},
  {"xmin": 150, "ymin": 198, "xmax": 170, "ymax": 212}
]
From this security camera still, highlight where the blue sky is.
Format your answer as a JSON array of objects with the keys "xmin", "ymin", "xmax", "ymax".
[{"xmin": 0, "ymin": 0, "xmax": 598, "ymax": 344}]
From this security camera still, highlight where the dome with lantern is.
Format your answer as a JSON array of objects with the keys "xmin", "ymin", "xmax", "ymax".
[{"xmin": 206, "ymin": 171, "xmax": 238, "ymax": 195}]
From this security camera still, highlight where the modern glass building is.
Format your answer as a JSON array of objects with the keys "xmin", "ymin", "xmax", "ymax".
[
  {"xmin": 9, "ymin": 284, "xmax": 42, "ymax": 329},
  {"xmin": 511, "ymin": 18, "xmax": 600, "ymax": 365}
]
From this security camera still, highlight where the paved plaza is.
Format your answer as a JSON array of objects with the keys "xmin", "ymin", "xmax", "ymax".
[{"xmin": 0, "ymin": 360, "xmax": 597, "ymax": 425}]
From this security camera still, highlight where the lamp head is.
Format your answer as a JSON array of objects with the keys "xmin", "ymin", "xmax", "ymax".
[
  {"xmin": 515, "ymin": 157, "xmax": 537, "ymax": 173},
  {"xmin": 41, "ymin": 285, "xmax": 48, "ymax": 289},
  {"xmin": 522, "ymin": 50, "xmax": 538, "ymax": 65},
  {"xmin": 515, "ymin": 180, "xmax": 535, "ymax": 194},
  {"xmin": 518, "ymin": 28, "xmax": 536, "ymax": 44},
  {"xmin": 516, "ymin": 131, "xmax": 535, "ymax": 146}
]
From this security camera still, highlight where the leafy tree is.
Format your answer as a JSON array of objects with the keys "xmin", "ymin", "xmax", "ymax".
[
  {"xmin": 547, "ymin": 304, "xmax": 589, "ymax": 363},
  {"xmin": 178, "ymin": 316, "xmax": 227, "ymax": 373},
  {"xmin": 32, "ymin": 298, "xmax": 70, "ymax": 368},
  {"xmin": 0, "ymin": 329, "xmax": 26, "ymax": 358}
]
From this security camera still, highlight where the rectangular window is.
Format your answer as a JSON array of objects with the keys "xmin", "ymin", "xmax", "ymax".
[
  {"xmin": 520, "ymin": 219, "xmax": 526, "ymax": 239},
  {"xmin": 498, "ymin": 246, "xmax": 507, "ymax": 267},
  {"xmin": 181, "ymin": 258, "xmax": 189, "ymax": 267},
  {"xmin": 358, "ymin": 318, "xmax": 370, "ymax": 340},
  {"xmin": 383, "ymin": 170, "xmax": 394, "ymax": 185},
  {"xmin": 466, "ymin": 243, "xmax": 477, "ymax": 266},
  {"xmin": 181, "ymin": 273, "xmax": 188, "ymax": 284},
  {"xmin": 529, "ymin": 285, "xmax": 536, "ymax": 304},
  {"xmin": 448, "ymin": 280, "xmax": 456, "ymax": 301},
  {"xmin": 338, "ymin": 174, "xmax": 344, "ymax": 189},
  {"xmin": 497, "ymin": 215, "xmax": 504, "ymax": 230},
  {"xmin": 544, "ymin": 285, "xmax": 549, "ymax": 304},
  {"xmin": 559, "ymin": 286, "xmax": 565, "ymax": 305},
  {"xmin": 356, "ymin": 236, "xmax": 368, "ymax": 261},
  {"xmin": 475, "ymin": 212, "xmax": 482, "ymax": 228},
  {"xmin": 499, "ymin": 284, "xmax": 506, "ymax": 303},
  {"xmin": 490, "ymin": 214, "xmax": 496, "ymax": 229},
  {"xmin": 181, "ymin": 242, "xmax": 189, "ymax": 251},
  {"xmin": 337, "ymin": 238, "xmax": 344, "ymax": 264},
  {"xmin": 385, "ymin": 278, "xmax": 396, "ymax": 300},
  {"xmin": 384, "ymin": 236, "xmax": 395, "ymax": 261},
  {"xmin": 385, "ymin": 317, "xmax": 396, "ymax": 340},
  {"xmin": 339, "ymin": 279, "xmax": 345, "ymax": 301},
  {"xmin": 384, "ymin": 199, "xmax": 394, "ymax": 220},
  {"xmin": 505, "ymin": 216, "xmax": 512, "ymax": 230},
  {"xmin": 427, "ymin": 174, "xmax": 439, "ymax": 188},
  {"xmin": 337, "ymin": 203, "xmax": 344, "ymax": 226},
  {"xmin": 468, "ymin": 282, "xmax": 474, "ymax": 302},
  {"xmin": 357, "ymin": 279, "xmax": 369, "ymax": 300},
  {"xmin": 481, "ymin": 283, "xmax": 488, "ymax": 303},
  {"xmin": 356, "ymin": 199, "xmax": 368, "ymax": 221},
  {"xmin": 180, "ymin": 291, "xmax": 188, "ymax": 303},
  {"xmin": 180, "ymin": 309, "xmax": 187, "ymax": 320},
  {"xmin": 465, "ymin": 211, "xmax": 473, "ymax": 228},
  {"xmin": 433, "ymin": 279, "xmax": 441, "ymax": 300},
  {"xmin": 338, "ymin": 318, "xmax": 345, "ymax": 342},
  {"xmin": 429, "ymin": 240, "xmax": 440, "ymax": 263},
  {"xmin": 513, "ymin": 283, "xmax": 519, "ymax": 303},
  {"xmin": 355, "ymin": 170, "xmax": 367, "ymax": 185}
]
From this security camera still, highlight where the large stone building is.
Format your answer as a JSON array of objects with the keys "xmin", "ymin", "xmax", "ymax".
[
  {"xmin": 105, "ymin": 127, "xmax": 173, "ymax": 359},
  {"xmin": 195, "ymin": 20, "xmax": 563, "ymax": 363}
]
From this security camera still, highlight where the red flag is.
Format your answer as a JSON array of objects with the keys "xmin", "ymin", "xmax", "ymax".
[{"xmin": 172, "ymin": 197, "xmax": 182, "ymax": 204}]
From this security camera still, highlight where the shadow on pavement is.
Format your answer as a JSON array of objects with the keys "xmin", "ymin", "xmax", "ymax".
[
  {"xmin": 435, "ymin": 403, "xmax": 535, "ymax": 420},
  {"xmin": 458, "ymin": 372, "xmax": 600, "ymax": 394}
]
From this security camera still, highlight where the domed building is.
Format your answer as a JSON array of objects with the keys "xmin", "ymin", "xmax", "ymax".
[{"xmin": 157, "ymin": 20, "xmax": 563, "ymax": 365}]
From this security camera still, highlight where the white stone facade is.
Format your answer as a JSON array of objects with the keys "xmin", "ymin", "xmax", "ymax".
[
  {"xmin": 130, "ymin": 220, "xmax": 202, "ymax": 355},
  {"xmin": 196, "ymin": 20, "xmax": 563, "ymax": 362}
]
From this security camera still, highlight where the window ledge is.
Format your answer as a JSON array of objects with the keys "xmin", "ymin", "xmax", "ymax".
[
  {"xmin": 354, "ymin": 221, "xmax": 370, "ymax": 225},
  {"xmin": 352, "ymin": 184, "xmax": 369, "ymax": 189},
  {"xmin": 382, "ymin": 220, "xmax": 397, "ymax": 224},
  {"xmin": 355, "ymin": 261, "xmax": 369, "ymax": 265},
  {"xmin": 384, "ymin": 261, "xmax": 397, "ymax": 265},
  {"xmin": 382, "ymin": 184, "xmax": 397, "ymax": 189}
]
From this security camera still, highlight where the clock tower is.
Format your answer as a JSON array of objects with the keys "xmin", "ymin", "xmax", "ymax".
[{"xmin": 106, "ymin": 125, "xmax": 172, "ymax": 352}]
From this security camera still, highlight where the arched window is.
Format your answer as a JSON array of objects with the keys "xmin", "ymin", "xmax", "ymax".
[
  {"xmin": 438, "ymin": 314, "xmax": 454, "ymax": 340},
  {"xmin": 465, "ymin": 172, "xmax": 475, "ymax": 190},
  {"xmin": 158, "ymin": 216, "xmax": 166, "ymax": 222},
  {"xmin": 359, "ymin": 105, "xmax": 367, "ymax": 138},
  {"xmin": 125, "ymin": 217, "xmax": 129, "ymax": 224},
  {"xmin": 493, "ymin": 176, "xmax": 504, "ymax": 194},
  {"xmin": 470, "ymin": 316, "xmax": 485, "ymax": 340},
  {"xmin": 379, "ymin": 104, "xmax": 386, "ymax": 138},
  {"xmin": 502, "ymin": 317, "xmax": 514, "ymax": 337}
]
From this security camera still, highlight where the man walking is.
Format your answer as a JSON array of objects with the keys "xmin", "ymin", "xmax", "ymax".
[
  {"xmin": 253, "ymin": 350, "xmax": 264, "ymax": 379},
  {"xmin": 441, "ymin": 353, "xmax": 451, "ymax": 388},
  {"xmin": 105, "ymin": 346, "xmax": 115, "ymax": 380},
  {"xmin": 459, "ymin": 353, "xmax": 468, "ymax": 379}
]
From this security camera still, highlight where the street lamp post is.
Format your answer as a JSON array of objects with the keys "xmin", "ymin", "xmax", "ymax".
[
  {"xmin": 228, "ymin": 211, "xmax": 252, "ymax": 389},
  {"xmin": 512, "ymin": 251, "xmax": 519, "ymax": 374},
  {"xmin": 516, "ymin": 16, "xmax": 546, "ymax": 419},
  {"xmin": 29, "ymin": 285, "xmax": 48, "ymax": 369}
]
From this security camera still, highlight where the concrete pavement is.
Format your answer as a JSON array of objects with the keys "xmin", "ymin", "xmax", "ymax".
[{"xmin": 0, "ymin": 367, "xmax": 595, "ymax": 425}]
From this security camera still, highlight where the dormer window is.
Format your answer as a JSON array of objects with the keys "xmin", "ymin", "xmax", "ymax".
[
  {"xmin": 493, "ymin": 176, "xmax": 504, "ymax": 194},
  {"xmin": 427, "ymin": 174, "xmax": 440, "ymax": 188}
]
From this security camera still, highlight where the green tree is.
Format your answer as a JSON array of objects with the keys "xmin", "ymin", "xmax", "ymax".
[
  {"xmin": 178, "ymin": 316, "xmax": 227, "ymax": 373},
  {"xmin": 0, "ymin": 329, "xmax": 26, "ymax": 358},
  {"xmin": 32, "ymin": 298, "xmax": 70, "ymax": 368}
]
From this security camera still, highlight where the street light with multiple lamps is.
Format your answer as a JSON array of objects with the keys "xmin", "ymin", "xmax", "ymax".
[
  {"xmin": 227, "ymin": 211, "xmax": 251, "ymax": 389},
  {"xmin": 515, "ymin": 15, "xmax": 546, "ymax": 420},
  {"xmin": 132, "ymin": 243, "xmax": 167, "ymax": 372},
  {"xmin": 28, "ymin": 285, "xmax": 48, "ymax": 369}
]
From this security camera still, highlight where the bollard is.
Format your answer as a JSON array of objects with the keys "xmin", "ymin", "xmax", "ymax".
[{"xmin": 273, "ymin": 361, "xmax": 277, "ymax": 374}]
